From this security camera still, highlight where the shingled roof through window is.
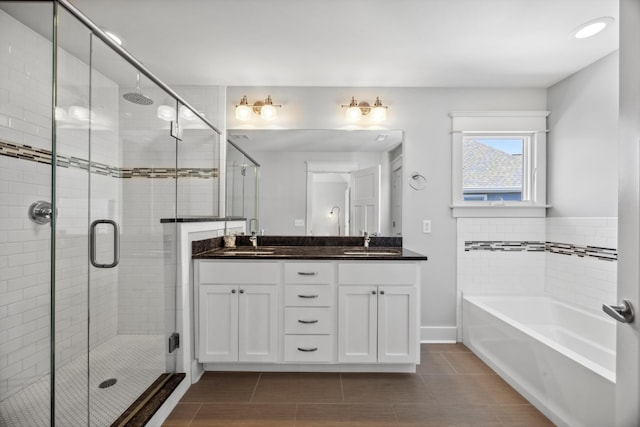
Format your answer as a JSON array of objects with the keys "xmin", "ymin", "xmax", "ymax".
[{"xmin": 463, "ymin": 139, "xmax": 522, "ymax": 191}]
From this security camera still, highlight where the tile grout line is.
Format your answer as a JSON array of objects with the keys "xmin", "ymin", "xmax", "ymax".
[
  {"xmin": 186, "ymin": 402, "xmax": 202, "ymax": 427},
  {"xmin": 249, "ymin": 372, "xmax": 262, "ymax": 402},
  {"xmin": 440, "ymin": 352, "xmax": 460, "ymax": 374}
]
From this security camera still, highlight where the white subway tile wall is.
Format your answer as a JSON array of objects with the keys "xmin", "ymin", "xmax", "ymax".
[
  {"xmin": 0, "ymin": 9, "xmax": 53, "ymax": 402},
  {"xmin": 546, "ymin": 217, "xmax": 617, "ymax": 312},
  {"xmin": 456, "ymin": 216, "xmax": 618, "ymax": 332}
]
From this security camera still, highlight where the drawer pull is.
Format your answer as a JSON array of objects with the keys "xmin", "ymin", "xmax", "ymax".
[
  {"xmin": 298, "ymin": 294, "xmax": 319, "ymax": 299},
  {"xmin": 297, "ymin": 271, "xmax": 317, "ymax": 276},
  {"xmin": 297, "ymin": 347, "xmax": 318, "ymax": 352},
  {"xmin": 298, "ymin": 319, "xmax": 319, "ymax": 324}
]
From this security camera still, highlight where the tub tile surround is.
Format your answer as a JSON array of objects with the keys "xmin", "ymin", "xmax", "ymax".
[{"xmin": 457, "ymin": 217, "xmax": 618, "ymax": 337}]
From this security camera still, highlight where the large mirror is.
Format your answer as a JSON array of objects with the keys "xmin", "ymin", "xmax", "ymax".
[{"xmin": 227, "ymin": 129, "xmax": 403, "ymax": 236}]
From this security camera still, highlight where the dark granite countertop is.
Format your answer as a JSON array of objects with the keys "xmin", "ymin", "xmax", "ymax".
[
  {"xmin": 192, "ymin": 236, "xmax": 427, "ymax": 261},
  {"xmin": 160, "ymin": 216, "xmax": 246, "ymax": 224}
]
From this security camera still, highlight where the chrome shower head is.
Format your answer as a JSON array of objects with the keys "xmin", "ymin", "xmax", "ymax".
[{"xmin": 123, "ymin": 72, "xmax": 153, "ymax": 105}]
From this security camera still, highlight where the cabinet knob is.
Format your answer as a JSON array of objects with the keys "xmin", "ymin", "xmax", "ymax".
[
  {"xmin": 371, "ymin": 290, "xmax": 377, "ymax": 295},
  {"xmin": 239, "ymin": 289, "xmax": 245, "ymax": 294},
  {"xmin": 380, "ymin": 290, "xmax": 385, "ymax": 295},
  {"xmin": 231, "ymin": 289, "xmax": 236, "ymax": 294}
]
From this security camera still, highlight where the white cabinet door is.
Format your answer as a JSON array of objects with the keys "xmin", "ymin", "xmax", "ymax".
[
  {"xmin": 238, "ymin": 285, "xmax": 279, "ymax": 362},
  {"xmin": 377, "ymin": 286, "xmax": 417, "ymax": 363},
  {"xmin": 198, "ymin": 285, "xmax": 238, "ymax": 362},
  {"xmin": 338, "ymin": 286, "xmax": 377, "ymax": 363}
]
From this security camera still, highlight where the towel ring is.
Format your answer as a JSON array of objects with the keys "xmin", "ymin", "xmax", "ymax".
[{"xmin": 409, "ymin": 172, "xmax": 427, "ymax": 191}]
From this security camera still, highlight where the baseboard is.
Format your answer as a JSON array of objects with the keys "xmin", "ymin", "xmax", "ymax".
[{"xmin": 420, "ymin": 326, "xmax": 458, "ymax": 343}]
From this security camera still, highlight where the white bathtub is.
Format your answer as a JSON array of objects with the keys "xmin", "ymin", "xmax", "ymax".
[{"xmin": 462, "ymin": 295, "xmax": 616, "ymax": 427}]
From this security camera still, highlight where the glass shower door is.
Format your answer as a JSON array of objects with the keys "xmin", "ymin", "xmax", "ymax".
[{"xmin": 55, "ymin": 7, "xmax": 179, "ymax": 424}]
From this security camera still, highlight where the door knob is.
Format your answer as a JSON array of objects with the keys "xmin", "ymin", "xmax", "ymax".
[{"xmin": 602, "ymin": 299, "xmax": 635, "ymax": 323}]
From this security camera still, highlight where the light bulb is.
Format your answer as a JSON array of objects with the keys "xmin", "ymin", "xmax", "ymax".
[
  {"xmin": 235, "ymin": 105, "xmax": 252, "ymax": 121},
  {"xmin": 235, "ymin": 95, "xmax": 252, "ymax": 121},
  {"xmin": 179, "ymin": 105, "xmax": 196, "ymax": 120},
  {"xmin": 260, "ymin": 104, "xmax": 277, "ymax": 121},
  {"xmin": 55, "ymin": 107, "xmax": 67, "ymax": 121},
  {"xmin": 370, "ymin": 106, "xmax": 387, "ymax": 122},
  {"xmin": 69, "ymin": 106, "xmax": 90, "ymax": 122},
  {"xmin": 157, "ymin": 105, "xmax": 176, "ymax": 121},
  {"xmin": 346, "ymin": 106, "xmax": 362, "ymax": 122}
]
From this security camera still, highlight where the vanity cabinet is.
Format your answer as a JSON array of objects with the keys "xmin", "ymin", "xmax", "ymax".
[
  {"xmin": 194, "ymin": 258, "xmax": 420, "ymax": 371},
  {"xmin": 337, "ymin": 263, "xmax": 418, "ymax": 364},
  {"xmin": 197, "ymin": 262, "xmax": 279, "ymax": 363}
]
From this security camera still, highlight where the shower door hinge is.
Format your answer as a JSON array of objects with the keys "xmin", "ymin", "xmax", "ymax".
[
  {"xmin": 170, "ymin": 121, "xmax": 183, "ymax": 141},
  {"xmin": 168, "ymin": 332, "xmax": 180, "ymax": 353}
]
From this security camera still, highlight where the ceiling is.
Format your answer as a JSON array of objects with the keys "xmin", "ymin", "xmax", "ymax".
[{"xmin": 15, "ymin": 0, "xmax": 619, "ymax": 89}]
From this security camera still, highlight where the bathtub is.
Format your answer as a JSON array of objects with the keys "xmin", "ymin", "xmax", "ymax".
[{"xmin": 462, "ymin": 295, "xmax": 616, "ymax": 427}]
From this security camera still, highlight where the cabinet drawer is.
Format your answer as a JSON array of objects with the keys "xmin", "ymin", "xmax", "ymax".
[
  {"xmin": 284, "ymin": 335, "xmax": 334, "ymax": 362},
  {"xmin": 338, "ymin": 263, "xmax": 417, "ymax": 285},
  {"xmin": 285, "ymin": 284, "xmax": 334, "ymax": 307},
  {"xmin": 285, "ymin": 307, "xmax": 333, "ymax": 334},
  {"xmin": 198, "ymin": 261, "xmax": 279, "ymax": 284},
  {"xmin": 284, "ymin": 263, "xmax": 333, "ymax": 284}
]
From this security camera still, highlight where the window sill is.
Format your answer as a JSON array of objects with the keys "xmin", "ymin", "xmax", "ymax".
[{"xmin": 450, "ymin": 204, "xmax": 550, "ymax": 218}]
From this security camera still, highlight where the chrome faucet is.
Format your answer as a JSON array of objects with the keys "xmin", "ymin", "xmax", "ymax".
[
  {"xmin": 363, "ymin": 232, "xmax": 371, "ymax": 249},
  {"xmin": 249, "ymin": 231, "xmax": 258, "ymax": 248},
  {"xmin": 248, "ymin": 218, "xmax": 257, "ymax": 234}
]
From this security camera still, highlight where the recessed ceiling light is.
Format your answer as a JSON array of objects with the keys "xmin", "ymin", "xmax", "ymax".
[{"xmin": 571, "ymin": 17, "xmax": 614, "ymax": 39}]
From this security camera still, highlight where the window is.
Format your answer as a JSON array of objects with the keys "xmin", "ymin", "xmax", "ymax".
[{"xmin": 450, "ymin": 111, "xmax": 549, "ymax": 217}]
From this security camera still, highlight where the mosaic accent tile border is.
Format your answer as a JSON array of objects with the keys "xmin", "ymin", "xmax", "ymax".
[
  {"xmin": 546, "ymin": 241, "xmax": 617, "ymax": 261},
  {"xmin": 0, "ymin": 140, "xmax": 218, "ymax": 179},
  {"xmin": 465, "ymin": 240, "xmax": 618, "ymax": 261},
  {"xmin": 465, "ymin": 241, "xmax": 546, "ymax": 252}
]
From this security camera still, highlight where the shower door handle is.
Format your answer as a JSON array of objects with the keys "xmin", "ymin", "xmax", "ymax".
[
  {"xmin": 90, "ymin": 219, "xmax": 120, "ymax": 268},
  {"xmin": 602, "ymin": 299, "xmax": 635, "ymax": 323}
]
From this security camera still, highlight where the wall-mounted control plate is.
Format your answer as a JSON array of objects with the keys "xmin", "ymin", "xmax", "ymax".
[{"xmin": 422, "ymin": 220, "xmax": 432, "ymax": 233}]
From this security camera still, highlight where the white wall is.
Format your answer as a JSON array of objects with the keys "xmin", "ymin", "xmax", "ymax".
[
  {"xmin": 227, "ymin": 86, "xmax": 547, "ymax": 338},
  {"xmin": 547, "ymin": 51, "xmax": 619, "ymax": 217}
]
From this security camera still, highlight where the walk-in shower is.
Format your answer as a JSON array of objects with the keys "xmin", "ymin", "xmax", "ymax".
[{"xmin": 0, "ymin": 1, "xmax": 221, "ymax": 425}]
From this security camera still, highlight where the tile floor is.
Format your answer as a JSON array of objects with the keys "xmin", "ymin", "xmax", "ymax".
[{"xmin": 164, "ymin": 344, "xmax": 553, "ymax": 426}]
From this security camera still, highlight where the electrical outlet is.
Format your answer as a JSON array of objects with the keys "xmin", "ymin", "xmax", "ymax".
[
  {"xmin": 422, "ymin": 220, "xmax": 432, "ymax": 233},
  {"xmin": 294, "ymin": 219, "xmax": 305, "ymax": 227}
]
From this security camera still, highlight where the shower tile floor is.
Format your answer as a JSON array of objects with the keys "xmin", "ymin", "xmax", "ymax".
[{"xmin": 0, "ymin": 334, "xmax": 165, "ymax": 427}]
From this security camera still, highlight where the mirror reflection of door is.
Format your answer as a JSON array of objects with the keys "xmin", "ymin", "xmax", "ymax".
[
  {"xmin": 350, "ymin": 165, "xmax": 381, "ymax": 236},
  {"xmin": 391, "ymin": 156, "xmax": 402, "ymax": 236}
]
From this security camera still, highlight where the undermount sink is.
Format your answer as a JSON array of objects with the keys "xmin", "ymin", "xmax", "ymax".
[
  {"xmin": 224, "ymin": 248, "xmax": 275, "ymax": 255},
  {"xmin": 343, "ymin": 249, "xmax": 401, "ymax": 256}
]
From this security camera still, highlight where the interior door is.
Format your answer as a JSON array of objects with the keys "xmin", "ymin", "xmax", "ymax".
[
  {"xmin": 615, "ymin": 2, "xmax": 640, "ymax": 423},
  {"xmin": 350, "ymin": 165, "xmax": 381, "ymax": 235}
]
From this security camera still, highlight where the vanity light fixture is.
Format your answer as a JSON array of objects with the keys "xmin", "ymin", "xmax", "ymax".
[
  {"xmin": 235, "ymin": 95, "xmax": 282, "ymax": 121},
  {"xmin": 341, "ymin": 96, "xmax": 388, "ymax": 122},
  {"xmin": 571, "ymin": 17, "xmax": 614, "ymax": 39}
]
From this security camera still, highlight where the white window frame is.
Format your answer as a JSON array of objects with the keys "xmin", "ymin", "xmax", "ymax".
[{"xmin": 450, "ymin": 111, "xmax": 550, "ymax": 218}]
